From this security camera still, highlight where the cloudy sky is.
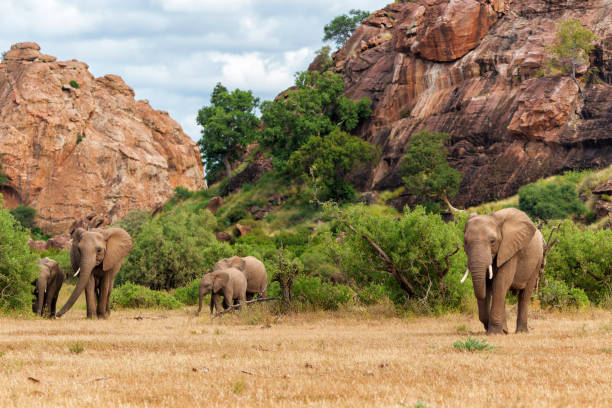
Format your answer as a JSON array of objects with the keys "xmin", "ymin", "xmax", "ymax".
[{"xmin": 0, "ymin": 0, "xmax": 389, "ymax": 140}]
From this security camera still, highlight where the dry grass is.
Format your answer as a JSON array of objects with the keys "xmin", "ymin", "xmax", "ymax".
[{"xmin": 1, "ymin": 302, "xmax": 611, "ymax": 407}]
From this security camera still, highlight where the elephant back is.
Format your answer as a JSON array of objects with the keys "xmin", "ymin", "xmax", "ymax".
[{"xmin": 243, "ymin": 256, "xmax": 267, "ymax": 294}]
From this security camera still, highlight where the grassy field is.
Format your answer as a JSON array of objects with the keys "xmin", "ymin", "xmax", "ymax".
[{"xmin": 1, "ymin": 289, "xmax": 611, "ymax": 408}]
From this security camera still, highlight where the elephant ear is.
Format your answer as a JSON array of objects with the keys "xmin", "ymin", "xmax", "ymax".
[
  {"xmin": 493, "ymin": 208, "xmax": 536, "ymax": 267},
  {"xmin": 213, "ymin": 271, "xmax": 230, "ymax": 293},
  {"xmin": 229, "ymin": 256, "xmax": 246, "ymax": 271},
  {"xmin": 70, "ymin": 229, "xmax": 85, "ymax": 273},
  {"xmin": 102, "ymin": 228, "xmax": 133, "ymax": 271}
]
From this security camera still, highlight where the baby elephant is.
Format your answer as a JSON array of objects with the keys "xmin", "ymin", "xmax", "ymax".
[
  {"xmin": 32, "ymin": 257, "xmax": 65, "ymax": 318},
  {"xmin": 198, "ymin": 268, "xmax": 247, "ymax": 314}
]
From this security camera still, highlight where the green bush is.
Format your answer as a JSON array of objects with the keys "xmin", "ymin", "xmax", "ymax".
[
  {"xmin": 9, "ymin": 205, "xmax": 37, "ymax": 230},
  {"xmin": 110, "ymin": 283, "xmax": 182, "ymax": 309},
  {"xmin": 118, "ymin": 209, "xmax": 233, "ymax": 290},
  {"xmin": 357, "ymin": 283, "xmax": 389, "ymax": 305},
  {"xmin": 224, "ymin": 206, "xmax": 248, "ymax": 224},
  {"xmin": 115, "ymin": 209, "xmax": 151, "ymax": 238},
  {"xmin": 69, "ymin": 80, "xmax": 79, "ymax": 89},
  {"xmin": 538, "ymin": 278, "xmax": 590, "ymax": 309},
  {"xmin": 0, "ymin": 197, "xmax": 39, "ymax": 312},
  {"xmin": 518, "ymin": 183, "xmax": 585, "ymax": 220},
  {"xmin": 293, "ymin": 275, "xmax": 354, "ymax": 310},
  {"xmin": 172, "ymin": 279, "xmax": 200, "ymax": 305},
  {"xmin": 543, "ymin": 220, "xmax": 611, "ymax": 303}
]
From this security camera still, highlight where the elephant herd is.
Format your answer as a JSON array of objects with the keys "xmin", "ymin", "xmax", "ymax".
[{"xmin": 32, "ymin": 208, "xmax": 545, "ymax": 336}]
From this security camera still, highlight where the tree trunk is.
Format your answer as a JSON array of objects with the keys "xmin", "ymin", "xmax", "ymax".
[{"xmin": 222, "ymin": 154, "xmax": 232, "ymax": 181}]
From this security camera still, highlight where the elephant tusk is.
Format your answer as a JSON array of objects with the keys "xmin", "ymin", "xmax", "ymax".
[
  {"xmin": 488, "ymin": 264, "xmax": 493, "ymax": 280},
  {"xmin": 73, "ymin": 267, "xmax": 80, "ymax": 278},
  {"xmin": 460, "ymin": 268, "xmax": 470, "ymax": 283}
]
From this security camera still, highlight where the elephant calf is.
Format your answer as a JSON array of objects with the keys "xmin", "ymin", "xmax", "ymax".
[
  {"xmin": 213, "ymin": 255, "xmax": 267, "ymax": 300},
  {"xmin": 32, "ymin": 257, "xmax": 65, "ymax": 318},
  {"xmin": 198, "ymin": 268, "xmax": 247, "ymax": 314}
]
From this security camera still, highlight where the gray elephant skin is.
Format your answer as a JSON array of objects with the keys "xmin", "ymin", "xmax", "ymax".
[
  {"xmin": 198, "ymin": 268, "xmax": 247, "ymax": 314},
  {"xmin": 32, "ymin": 257, "xmax": 65, "ymax": 317},
  {"xmin": 463, "ymin": 208, "xmax": 544, "ymax": 335},
  {"xmin": 56, "ymin": 227, "xmax": 133, "ymax": 319},
  {"xmin": 214, "ymin": 255, "xmax": 267, "ymax": 300}
]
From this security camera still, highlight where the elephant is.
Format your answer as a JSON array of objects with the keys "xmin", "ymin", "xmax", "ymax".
[
  {"xmin": 56, "ymin": 227, "xmax": 133, "ymax": 319},
  {"xmin": 462, "ymin": 208, "xmax": 544, "ymax": 335},
  {"xmin": 213, "ymin": 255, "xmax": 267, "ymax": 300},
  {"xmin": 197, "ymin": 268, "xmax": 247, "ymax": 314},
  {"xmin": 32, "ymin": 257, "xmax": 65, "ymax": 317}
]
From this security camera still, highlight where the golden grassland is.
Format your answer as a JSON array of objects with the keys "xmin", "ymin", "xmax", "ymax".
[{"xmin": 1, "ymin": 291, "xmax": 611, "ymax": 407}]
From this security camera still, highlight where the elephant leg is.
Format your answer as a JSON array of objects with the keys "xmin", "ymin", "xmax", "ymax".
[
  {"xmin": 488, "ymin": 276, "xmax": 512, "ymax": 335},
  {"xmin": 246, "ymin": 292, "xmax": 254, "ymax": 301},
  {"xmin": 85, "ymin": 275, "xmax": 96, "ymax": 319},
  {"xmin": 97, "ymin": 274, "xmax": 113, "ymax": 318},
  {"xmin": 211, "ymin": 293, "xmax": 223, "ymax": 314},
  {"xmin": 50, "ymin": 289, "xmax": 59, "ymax": 318},
  {"xmin": 477, "ymin": 279, "xmax": 493, "ymax": 331}
]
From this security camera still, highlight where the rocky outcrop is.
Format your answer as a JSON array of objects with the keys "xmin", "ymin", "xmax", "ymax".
[
  {"xmin": 0, "ymin": 43, "xmax": 204, "ymax": 234},
  {"xmin": 333, "ymin": 0, "xmax": 612, "ymax": 206}
]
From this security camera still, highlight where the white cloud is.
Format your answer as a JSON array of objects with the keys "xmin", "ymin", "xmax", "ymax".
[{"xmin": 153, "ymin": 0, "xmax": 253, "ymax": 13}]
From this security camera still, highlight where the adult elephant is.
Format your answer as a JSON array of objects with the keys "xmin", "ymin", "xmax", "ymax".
[
  {"xmin": 56, "ymin": 227, "xmax": 133, "ymax": 319},
  {"xmin": 214, "ymin": 256, "xmax": 267, "ymax": 300},
  {"xmin": 32, "ymin": 257, "xmax": 65, "ymax": 317},
  {"xmin": 462, "ymin": 208, "xmax": 543, "ymax": 335}
]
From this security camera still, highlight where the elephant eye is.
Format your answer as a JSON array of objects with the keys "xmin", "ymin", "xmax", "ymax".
[{"xmin": 490, "ymin": 239, "xmax": 496, "ymax": 244}]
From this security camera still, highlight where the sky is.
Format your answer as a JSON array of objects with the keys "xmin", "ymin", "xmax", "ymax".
[{"xmin": 0, "ymin": 0, "xmax": 390, "ymax": 140}]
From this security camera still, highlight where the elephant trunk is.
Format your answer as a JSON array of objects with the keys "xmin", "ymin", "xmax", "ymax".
[
  {"xmin": 467, "ymin": 243, "xmax": 492, "ymax": 301},
  {"xmin": 56, "ymin": 258, "xmax": 95, "ymax": 317},
  {"xmin": 35, "ymin": 277, "xmax": 46, "ymax": 316}
]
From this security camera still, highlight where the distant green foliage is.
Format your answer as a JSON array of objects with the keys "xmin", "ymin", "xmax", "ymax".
[
  {"xmin": 327, "ymin": 204, "xmax": 468, "ymax": 311},
  {"xmin": 313, "ymin": 46, "xmax": 333, "ymax": 72},
  {"xmin": 115, "ymin": 209, "xmax": 152, "ymax": 238},
  {"xmin": 0, "ymin": 196, "xmax": 39, "ymax": 312},
  {"xmin": 287, "ymin": 129, "xmax": 379, "ymax": 202},
  {"xmin": 453, "ymin": 337, "xmax": 495, "ymax": 352},
  {"xmin": 0, "ymin": 162, "xmax": 8, "ymax": 185},
  {"xmin": 110, "ymin": 283, "xmax": 182, "ymax": 309},
  {"xmin": 543, "ymin": 220, "xmax": 611, "ymax": 303},
  {"xmin": 171, "ymin": 279, "xmax": 200, "ymax": 306},
  {"xmin": 259, "ymin": 71, "xmax": 371, "ymax": 164},
  {"xmin": 118, "ymin": 209, "xmax": 233, "ymax": 290},
  {"xmin": 538, "ymin": 278, "xmax": 590, "ymax": 309},
  {"xmin": 401, "ymin": 131, "xmax": 461, "ymax": 213},
  {"xmin": 10, "ymin": 205, "xmax": 37, "ymax": 230},
  {"xmin": 76, "ymin": 135, "xmax": 83, "ymax": 144},
  {"xmin": 323, "ymin": 9, "xmax": 370, "ymax": 47},
  {"xmin": 197, "ymin": 83, "xmax": 260, "ymax": 183},
  {"xmin": 292, "ymin": 276, "xmax": 354, "ymax": 310},
  {"xmin": 518, "ymin": 183, "xmax": 585, "ymax": 220},
  {"xmin": 69, "ymin": 80, "xmax": 79, "ymax": 89}
]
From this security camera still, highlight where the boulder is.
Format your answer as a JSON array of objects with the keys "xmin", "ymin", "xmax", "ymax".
[
  {"xmin": 234, "ymin": 223, "xmax": 253, "ymax": 238},
  {"xmin": 206, "ymin": 197, "xmax": 224, "ymax": 214}
]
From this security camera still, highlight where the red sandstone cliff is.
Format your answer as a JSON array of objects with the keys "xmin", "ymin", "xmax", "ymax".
[
  {"xmin": 333, "ymin": 0, "xmax": 612, "ymax": 207},
  {"xmin": 0, "ymin": 43, "xmax": 204, "ymax": 234}
]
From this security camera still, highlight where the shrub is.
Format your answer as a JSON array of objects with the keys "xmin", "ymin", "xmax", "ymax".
[
  {"xmin": 118, "ymin": 209, "xmax": 233, "ymax": 290},
  {"xmin": 173, "ymin": 186, "xmax": 194, "ymax": 201},
  {"xmin": 172, "ymin": 279, "xmax": 200, "ymax": 305},
  {"xmin": 518, "ymin": 183, "xmax": 585, "ymax": 220},
  {"xmin": 538, "ymin": 278, "xmax": 590, "ymax": 309},
  {"xmin": 357, "ymin": 283, "xmax": 390, "ymax": 305},
  {"xmin": 453, "ymin": 337, "xmax": 495, "ymax": 352},
  {"xmin": 292, "ymin": 275, "xmax": 354, "ymax": 310},
  {"xmin": 115, "ymin": 209, "xmax": 151, "ymax": 238},
  {"xmin": 110, "ymin": 283, "xmax": 182, "ymax": 309},
  {"xmin": 9, "ymin": 205, "xmax": 37, "ymax": 230},
  {"xmin": 0, "ymin": 197, "xmax": 39, "ymax": 312},
  {"xmin": 543, "ymin": 220, "xmax": 611, "ymax": 303},
  {"xmin": 69, "ymin": 80, "xmax": 79, "ymax": 89}
]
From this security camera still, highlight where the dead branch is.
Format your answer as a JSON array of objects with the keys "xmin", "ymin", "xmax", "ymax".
[
  {"xmin": 212, "ymin": 297, "xmax": 280, "ymax": 318},
  {"xmin": 343, "ymin": 222, "xmax": 416, "ymax": 296},
  {"xmin": 535, "ymin": 223, "xmax": 561, "ymax": 294}
]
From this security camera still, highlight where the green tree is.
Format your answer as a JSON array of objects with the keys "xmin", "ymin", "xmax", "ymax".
[
  {"xmin": 287, "ymin": 129, "xmax": 378, "ymax": 201},
  {"xmin": 323, "ymin": 9, "xmax": 370, "ymax": 48},
  {"xmin": 518, "ymin": 182, "xmax": 585, "ymax": 220},
  {"xmin": 0, "ymin": 162, "xmax": 8, "ymax": 185},
  {"xmin": 401, "ymin": 131, "xmax": 462, "ymax": 213},
  {"xmin": 10, "ymin": 205, "xmax": 37, "ymax": 230},
  {"xmin": 259, "ymin": 71, "xmax": 371, "ymax": 164},
  {"xmin": 0, "ymin": 195, "xmax": 39, "ymax": 312},
  {"xmin": 549, "ymin": 19, "xmax": 597, "ymax": 94},
  {"xmin": 197, "ymin": 83, "xmax": 260, "ymax": 183}
]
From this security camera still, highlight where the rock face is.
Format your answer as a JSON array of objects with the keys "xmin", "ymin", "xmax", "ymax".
[
  {"xmin": 0, "ymin": 43, "xmax": 204, "ymax": 234},
  {"xmin": 333, "ymin": 0, "xmax": 612, "ymax": 206}
]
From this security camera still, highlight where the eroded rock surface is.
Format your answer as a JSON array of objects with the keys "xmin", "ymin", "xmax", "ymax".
[
  {"xmin": 333, "ymin": 0, "xmax": 612, "ymax": 206},
  {"xmin": 0, "ymin": 43, "xmax": 204, "ymax": 234}
]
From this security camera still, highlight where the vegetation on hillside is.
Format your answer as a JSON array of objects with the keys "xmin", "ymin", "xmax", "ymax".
[{"xmin": 323, "ymin": 9, "xmax": 370, "ymax": 47}]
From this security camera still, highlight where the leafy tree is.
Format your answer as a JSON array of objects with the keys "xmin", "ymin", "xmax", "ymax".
[
  {"xmin": 118, "ymin": 209, "xmax": 233, "ymax": 290},
  {"xmin": 0, "ymin": 195, "xmax": 39, "ymax": 312},
  {"xmin": 518, "ymin": 182, "xmax": 585, "ymax": 220},
  {"xmin": 259, "ymin": 71, "xmax": 371, "ymax": 163},
  {"xmin": 549, "ymin": 19, "xmax": 597, "ymax": 94},
  {"xmin": 287, "ymin": 129, "xmax": 378, "ymax": 201},
  {"xmin": 401, "ymin": 131, "xmax": 462, "ymax": 213},
  {"xmin": 197, "ymin": 83, "xmax": 260, "ymax": 183},
  {"xmin": 323, "ymin": 9, "xmax": 370, "ymax": 48},
  {"xmin": 10, "ymin": 205, "xmax": 37, "ymax": 230}
]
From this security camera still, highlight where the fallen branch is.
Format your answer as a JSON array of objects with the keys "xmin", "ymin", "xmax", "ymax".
[
  {"xmin": 212, "ymin": 297, "xmax": 280, "ymax": 318},
  {"xmin": 81, "ymin": 376, "xmax": 112, "ymax": 384}
]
